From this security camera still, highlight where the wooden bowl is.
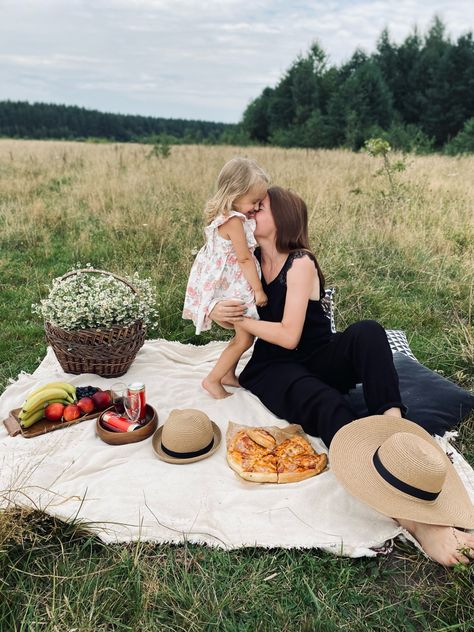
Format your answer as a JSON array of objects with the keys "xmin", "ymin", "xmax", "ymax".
[{"xmin": 96, "ymin": 404, "xmax": 158, "ymax": 445}]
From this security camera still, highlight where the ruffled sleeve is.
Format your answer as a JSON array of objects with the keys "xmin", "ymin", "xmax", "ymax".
[
  {"xmin": 204, "ymin": 211, "xmax": 256, "ymax": 249},
  {"xmin": 243, "ymin": 217, "xmax": 257, "ymax": 249}
]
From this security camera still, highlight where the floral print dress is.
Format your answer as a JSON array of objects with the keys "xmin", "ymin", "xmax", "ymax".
[{"xmin": 182, "ymin": 210, "xmax": 260, "ymax": 334}]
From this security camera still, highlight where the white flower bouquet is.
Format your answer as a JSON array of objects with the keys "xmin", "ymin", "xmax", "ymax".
[
  {"xmin": 33, "ymin": 265, "xmax": 159, "ymax": 377},
  {"xmin": 33, "ymin": 264, "xmax": 158, "ymax": 331}
]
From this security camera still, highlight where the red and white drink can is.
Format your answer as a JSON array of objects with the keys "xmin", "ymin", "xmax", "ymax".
[
  {"xmin": 101, "ymin": 411, "xmax": 140, "ymax": 432},
  {"xmin": 127, "ymin": 382, "xmax": 147, "ymax": 422}
]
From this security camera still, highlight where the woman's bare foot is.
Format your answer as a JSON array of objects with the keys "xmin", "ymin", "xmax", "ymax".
[
  {"xmin": 202, "ymin": 377, "xmax": 232, "ymax": 399},
  {"xmin": 383, "ymin": 407, "xmax": 402, "ymax": 418},
  {"xmin": 397, "ymin": 518, "xmax": 474, "ymax": 566},
  {"xmin": 221, "ymin": 371, "xmax": 240, "ymax": 387}
]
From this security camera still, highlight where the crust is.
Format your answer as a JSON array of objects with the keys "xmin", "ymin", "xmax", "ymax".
[
  {"xmin": 226, "ymin": 451, "xmax": 245, "ymax": 476},
  {"xmin": 239, "ymin": 470, "xmax": 278, "ymax": 483},
  {"xmin": 313, "ymin": 453, "xmax": 328, "ymax": 474},
  {"xmin": 277, "ymin": 469, "xmax": 319, "ymax": 484},
  {"xmin": 246, "ymin": 427, "xmax": 276, "ymax": 450}
]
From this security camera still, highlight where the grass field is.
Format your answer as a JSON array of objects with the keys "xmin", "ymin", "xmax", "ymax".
[{"xmin": 0, "ymin": 139, "xmax": 473, "ymax": 630}]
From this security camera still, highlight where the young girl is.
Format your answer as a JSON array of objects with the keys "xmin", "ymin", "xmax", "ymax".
[{"xmin": 182, "ymin": 157, "xmax": 269, "ymax": 399}]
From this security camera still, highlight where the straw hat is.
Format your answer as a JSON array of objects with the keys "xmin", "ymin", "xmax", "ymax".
[
  {"xmin": 152, "ymin": 409, "xmax": 221, "ymax": 464},
  {"xmin": 329, "ymin": 416, "xmax": 474, "ymax": 528}
]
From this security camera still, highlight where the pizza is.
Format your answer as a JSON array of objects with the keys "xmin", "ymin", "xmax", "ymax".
[{"xmin": 227, "ymin": 428, "xmax": 327, "ymax": 484}]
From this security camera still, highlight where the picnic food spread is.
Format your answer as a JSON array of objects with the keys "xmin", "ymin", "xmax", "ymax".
[
  {"xmin": 5, "ymin": 380, "xmax": 329, "ymax": 486},
  {"xmin": 227, "ymin": 426, "xmax": 327, "ymax": 483}
]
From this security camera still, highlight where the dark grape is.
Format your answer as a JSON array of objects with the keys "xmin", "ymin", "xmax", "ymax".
[{"xmin": 77, "ymin": 385, "xmax": 100, "ymax": 399}]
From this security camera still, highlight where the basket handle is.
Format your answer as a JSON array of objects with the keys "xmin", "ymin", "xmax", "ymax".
[{"xmin": 58, "ymin": 268, "xmax": 139, "ymax": 294}]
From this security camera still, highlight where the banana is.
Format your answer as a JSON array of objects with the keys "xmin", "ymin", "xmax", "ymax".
[
  {"xmin": 22, "ymin": 387, "xmax": 74, "ymax": 413},
  {"xmin": 19, "ymin": 398, "xmax": 69, "ymax": 420},
  {"xmin": 20, "ymin": 409, "xmax": 49, "ymax": 428},
  {"xmin": 27, "ymin": 381, "xmax": 76, "ymax": 400}
]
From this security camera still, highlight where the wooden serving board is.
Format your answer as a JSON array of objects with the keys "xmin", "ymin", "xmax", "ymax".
[{"xmin": 3, "ymin": 407, "xmax": 112, "ymax": 438}]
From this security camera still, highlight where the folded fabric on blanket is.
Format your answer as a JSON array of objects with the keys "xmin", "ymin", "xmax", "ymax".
[{"xmin": 0, "ymin": 340, "xmax": 473, "ymax": 558}]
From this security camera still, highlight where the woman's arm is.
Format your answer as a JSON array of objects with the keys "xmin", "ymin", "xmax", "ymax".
[
  {"xmin": 223, "ymin": 217, "xmax": 267, "ymax": 305},
  {"xmin": 235, "ymin": 255, "xmax": 318, "ymax": 349}
]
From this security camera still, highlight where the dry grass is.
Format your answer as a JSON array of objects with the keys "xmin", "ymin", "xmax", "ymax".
[{"xmin": 1, "ymin": 139, "xmax": 473, "ymax": 375}]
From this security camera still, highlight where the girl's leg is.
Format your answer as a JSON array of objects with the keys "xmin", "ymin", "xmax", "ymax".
[
  {"xmin": 221, "ymin": 370, "xmax": 241, "ymax": 387},
  {"xmin": 202, "ymin": 329, "xmax": 254, "ymax": 399},
  {"xmin": 396, "ymin": 519, "xmax": 474, "ymax": 566}
]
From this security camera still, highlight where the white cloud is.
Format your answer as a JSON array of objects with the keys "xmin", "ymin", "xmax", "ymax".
[
  {"xmin": 0, "ymin": 0, "xmax": 473, "ymax": 122},
  {"xmin": 0, "ymin": 54, "xmax": 104, "ymax": 68}
]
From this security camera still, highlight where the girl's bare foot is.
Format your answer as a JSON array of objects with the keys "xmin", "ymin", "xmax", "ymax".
[
  {"xmin": 397, "ymin": 518, "xmax": 474, "ymax": 566},
  {"xmin": 221, "ymin": 371, "xmax": 240, "ymax": 387},
  {"xmin": 202, "ymin": 377, "xmax": 232, "ymax": 399}
]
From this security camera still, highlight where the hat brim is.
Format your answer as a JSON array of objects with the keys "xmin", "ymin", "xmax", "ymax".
[
  {"xmin": 152, "ymin": 421, "xmax": 222, "ymax": 464},
  {"xmin": 329, "ymin": 416, "xmax": 474, "ymax": 528}
]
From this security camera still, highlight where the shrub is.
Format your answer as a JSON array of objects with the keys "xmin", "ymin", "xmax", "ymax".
[{"xmin": 444, "ymin": 118, "xmax": 474, "ymax": 155}]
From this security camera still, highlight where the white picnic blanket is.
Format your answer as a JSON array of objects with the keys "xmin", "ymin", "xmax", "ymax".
[{"xmin": 1, "ymin": 339, "xmax": 473, "ymax": 558}]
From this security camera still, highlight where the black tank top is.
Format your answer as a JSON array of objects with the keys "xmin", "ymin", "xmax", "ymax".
[{"xmin": 244, "ymin": 249, "xmax": 333, "ymax": 366}]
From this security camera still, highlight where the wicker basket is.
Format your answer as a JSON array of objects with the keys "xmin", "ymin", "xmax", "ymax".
[{"xmin": 44, "ymin": 268, "xmax": 147, "ymax": 377}]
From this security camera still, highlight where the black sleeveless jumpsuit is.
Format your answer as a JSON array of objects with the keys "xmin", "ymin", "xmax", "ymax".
[{"xmin": 238, "ymin": 250, "xmax": 406, "ymax": 447}]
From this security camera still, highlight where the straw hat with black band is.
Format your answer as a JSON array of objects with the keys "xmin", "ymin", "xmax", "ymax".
[
  {"xmin": 329, "ymin": 416, "xmax": 474, "ymax": 528},
  {"xmin": 153, "ymin": 409, "xmax": 221, "ymax": 464}
]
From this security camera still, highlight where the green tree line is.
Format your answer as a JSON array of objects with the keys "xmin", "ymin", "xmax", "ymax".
[
  {"xmin": 242, "ymin": 17, "xmax": 474, "ymax": 154},
  {"xmin": 0, "ymin": 100, "xmax": 236, "ymax": 144}
]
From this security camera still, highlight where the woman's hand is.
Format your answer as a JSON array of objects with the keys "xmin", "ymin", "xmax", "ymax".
[{"xmin": 208, "ymin": 299, "xmax": 246, "ymax": 328}]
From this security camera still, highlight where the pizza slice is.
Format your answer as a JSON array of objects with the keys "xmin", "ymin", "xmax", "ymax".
[
  {"xmin": 239, "ymin": 452, "xmax": 278, "ymax": 483},
  {"xmin": 277, "ymin": 452, "xmax": 328, "ymax": 483},
  {"xmin": 227, "ymin": 430, "xmax": 278, "ymax": 483}
]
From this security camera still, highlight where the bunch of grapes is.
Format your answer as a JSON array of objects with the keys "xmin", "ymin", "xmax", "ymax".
[{"xmin": 76, "ymin": 385, "xmax": 100, "ymax": 399}]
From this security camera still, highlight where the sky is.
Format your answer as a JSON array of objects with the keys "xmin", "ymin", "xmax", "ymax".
[{"xmin": 1, "ymin": 0, "xmax": 473, "ymax": 123}]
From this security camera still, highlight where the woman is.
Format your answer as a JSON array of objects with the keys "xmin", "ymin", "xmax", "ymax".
[
  {"xmin": 210, "ymin": 185, "xmax": 474, "ymax": 566},
  {"xmin": 213, "ymin": 186, "xmax": 405, "ymax": 445}
]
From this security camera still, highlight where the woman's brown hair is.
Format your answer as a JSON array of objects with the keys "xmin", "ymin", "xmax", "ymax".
[{"xmin": 267, "ymin": 186, "xmax": 325, "ymax": 292}]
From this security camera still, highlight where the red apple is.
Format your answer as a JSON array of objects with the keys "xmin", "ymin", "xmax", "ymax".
[
  {"xmin": 44, "ymin": 402, "xmax": 65, "ymax": 422},
  {"xmin": 91, "ymin": 390, "xmax": 112, "ymax": 410},
  {"xmin": 77, "ymin": 396, "xmax": 95, "ymax": 415},
  {"xmin": 63, "ymin": 404, "xmax": 81, "ymax": 422}
]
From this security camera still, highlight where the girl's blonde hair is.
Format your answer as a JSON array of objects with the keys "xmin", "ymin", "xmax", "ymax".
[{"xmin": 204, "ymin": 157, "xmax": 269, "ymax": 223}]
